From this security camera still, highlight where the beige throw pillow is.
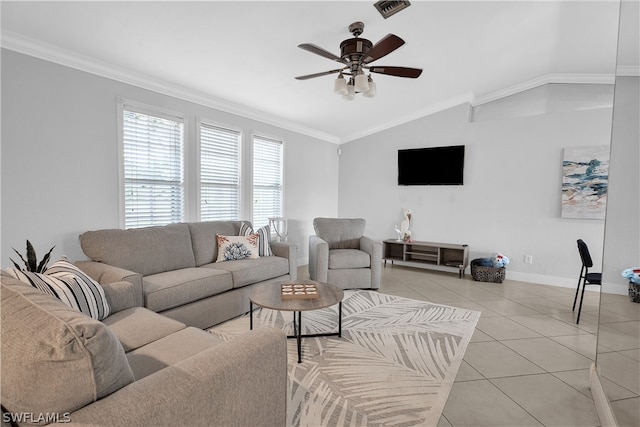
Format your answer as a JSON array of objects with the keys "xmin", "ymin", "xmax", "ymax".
[
  {"xmin": 216, "ymin": 234, "xmax": 260, "ymax": 262},
  {"xmin": 1, "ymin": 278, "xmax": 134, "ymax": 417}
]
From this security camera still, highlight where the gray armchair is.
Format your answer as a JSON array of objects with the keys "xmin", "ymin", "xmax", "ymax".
[{"xmin": 309, "ymin": 218, "xmax": 382, "ymax": 289}]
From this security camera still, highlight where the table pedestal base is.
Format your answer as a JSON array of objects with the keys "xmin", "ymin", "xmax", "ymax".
[{"xmin": 250, "ymin": 301, "xmax": 342, "ymax": 363}]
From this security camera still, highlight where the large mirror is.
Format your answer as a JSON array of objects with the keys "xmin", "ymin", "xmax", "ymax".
[{"xmin": 595, "ymin": 1, "xmax": 640, "ymax": 425}]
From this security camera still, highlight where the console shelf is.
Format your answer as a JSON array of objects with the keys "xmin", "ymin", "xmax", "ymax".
[{"xmin": 383, "ymin": 239, "xmax": 469, "ymax": 278}]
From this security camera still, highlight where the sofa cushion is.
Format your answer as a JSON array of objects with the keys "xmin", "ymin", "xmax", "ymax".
[
  {"xmin": 102, "ymin": 307, "xmax": 186, "ymax": 352},
  {"xmin": 202, "ymin": 256, "xmax": 289, "ymax": 288},
  {"xmin": 1, "ymin": 278, "xmax": 134, "ymax": 417},
  {"xmin": 187, "ymin": 221, "xmax": 243, "ymax": 266},
  {"xmin": 80, "ymin": 223, "xmax": 196, "ymax": 276},
  {"xmin": 313, "ymin": 218, "xmax": 366, "ymax": 249},
  {"xmin": 143, "ymin": 267, "xmax": 232, "ymax": 312},
  {"xmin": 6, "ymin": 257, "xmax": 111, "ymax": 320},
  {"xmin": 126, "ymin": 327, "xmax": 223, "ymax": 380},
  {"xmin": 329, "ymin": 249, "xmax": 371, "ymax": 269}
]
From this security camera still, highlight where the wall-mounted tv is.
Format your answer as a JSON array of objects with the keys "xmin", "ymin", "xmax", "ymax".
[{"xmin": 398, "ymin": 145, "xmax": 465, "ymax": 186}]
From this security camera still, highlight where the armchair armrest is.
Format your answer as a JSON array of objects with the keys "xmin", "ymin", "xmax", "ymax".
[
  {"xmin": 75, "ymin": 261, "xmax": 143, "ymax": 307},
  {"xmin": 309, "ymin": 235, "xmax": 329, "ymax": 282},
  {"xmin": 360, "ymin": 236, "xmax": 382, "ymax": 289},
  {"xmin": 270, "ymin": 241, "xmax": 298, "ymax": 281},
  {"xmin": 67, "ymin": 327, "xmax": 288, "ymax": 427}
]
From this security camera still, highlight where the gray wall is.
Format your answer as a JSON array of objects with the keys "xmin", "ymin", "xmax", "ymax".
[
  {"xmin": 337, "ymin": 85, "xmax": 614, "ymax": 286},
  {"xmin": 1, "ymin": 49, "xmax": 339, "ymax": 265},
  {"xmin": 602, "ymin": 76, "xmax": 640, "ymax": 292}
]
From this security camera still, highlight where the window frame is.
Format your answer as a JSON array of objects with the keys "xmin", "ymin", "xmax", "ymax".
[
  {"xmin": 251, "ymin": 132, "xmax": 285, "ymax": 229},
  {"xmin": 196, "ymin": 118, "xmax": 243, "ymax": 221},
  {"xmin": 116, "ymin": 98, "xmax": 190, "ymax": 229}
]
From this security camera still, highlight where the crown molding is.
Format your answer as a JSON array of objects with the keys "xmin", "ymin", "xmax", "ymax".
[
  {"xmin": 1, "ymin": 30, "xmax": 341, "ymax": 144},
  {"xmin": 617, "ymin": 65, "xmax": 640, "ymax": 76},
  {"xmin": 339, "ymin": 94, "xmax": 474, "ymax": 143},
  {"xmin": 471, "ymin": 73, "xmax": 616, "ymax": 107},
  {"xmin": 340, "ymin": 73, "xmax": 616, "ymax": 143},
  {"xmin": 2, "ymin": 30, "xmax": 621, "ymax": 146}
]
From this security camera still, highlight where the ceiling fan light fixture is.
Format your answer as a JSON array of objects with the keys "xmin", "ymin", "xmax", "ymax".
[
  {"xmin": 333, "ymin": 73, "xmax": 348, "ymax": 95},
  {"xmin": 363, "ymin": 76, "xmax": 377, "ymax": 98},
  {"xmin": 296, "ymin": 20, "xmax": 422, "ymax": 99},
  {"xmin": 343, "ymin": 82, "xmax": 356, "ymax": 100},
  {"xmin": 354, "ymin": 73, "xmax": 370, "ymax": 93}
]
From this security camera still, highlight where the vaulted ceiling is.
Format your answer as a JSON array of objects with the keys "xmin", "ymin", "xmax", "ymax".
[{"xmin": 1, "ymin": 1, "xmax": 627, "ymax": 143}]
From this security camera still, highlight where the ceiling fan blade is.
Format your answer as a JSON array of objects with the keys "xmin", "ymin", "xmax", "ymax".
[
  {"xmin": 362, "ymin": 34, "xmax": 405, "ymax": 64},
  {"xmin": 368, "ymin": 66, "xmax": 423, "ymax": 78},
  {"xmin": 298, "ymin": 43, "xmax": 347, "ymax": 64},
  {"xmin": 295, "ymin": 68, "xmax": 345, "ymax": 80}
]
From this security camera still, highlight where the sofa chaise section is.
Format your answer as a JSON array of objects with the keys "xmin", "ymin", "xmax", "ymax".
[{"xmin": 1, "ymin": 275, "xmax": 288, "ymax": 427}]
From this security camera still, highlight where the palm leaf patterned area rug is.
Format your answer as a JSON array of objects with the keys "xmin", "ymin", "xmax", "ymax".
[{"xmin": 209, "ymin": 290, "xmax": 480, "ymax": 427}]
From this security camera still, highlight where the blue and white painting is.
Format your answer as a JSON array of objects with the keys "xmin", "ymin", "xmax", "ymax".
[{"xmin": 562, "ymin": 145, "xmax": 610, "ymax": 219}]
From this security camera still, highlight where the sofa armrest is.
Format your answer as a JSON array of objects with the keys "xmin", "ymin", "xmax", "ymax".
[
  {"xmin": 100, "ymin": 281, "xmax": 137, "ymax": 313},
  {"xmin": 75, "ymin": 261, "xmax": 143, "ymax": 307},
  {"xmin": 270, "ymin": 241, "xmax": 298, "ymax": 281},
  {"xmin": 360, "ymin": 236, "xmax": 382, "ymax": 289},
  {"xmin": 309, "ymin": 235, "xmax": 329, "ymax": 282},
  {"xmin": 66, "ymin": 327, "xmax": 287, "ymax": 427}
]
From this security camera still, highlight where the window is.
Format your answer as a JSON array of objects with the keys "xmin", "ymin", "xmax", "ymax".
[
  {"xmin": 199, "ymin": 123, "xmax": 241, "ymax": 221},
  {"xmin": 118, "ymin": 101, "xmax": 286, "ymax": 228},
  {"xmin": 121, "ymin": 106, "xmax": 184, "ymax": 228},
  {"xmin": 252, "ymin": 135, "xmax": 283, "ymax": 228}
]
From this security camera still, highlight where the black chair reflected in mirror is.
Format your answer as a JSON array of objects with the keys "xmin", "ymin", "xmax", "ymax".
[{"xmin": 573, "ymin": 239, "xmax": 602, "ymax": 324}]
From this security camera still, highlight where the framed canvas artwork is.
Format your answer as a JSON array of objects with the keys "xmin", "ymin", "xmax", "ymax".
[{"xmin": 561, "ymin": 145, "xmax": 610, "ymax": 220}]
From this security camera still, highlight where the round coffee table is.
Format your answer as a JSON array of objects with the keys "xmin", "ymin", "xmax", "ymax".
[{"xmin": 249, "ymin": 281, "xmax": 344, "ymax": 363}]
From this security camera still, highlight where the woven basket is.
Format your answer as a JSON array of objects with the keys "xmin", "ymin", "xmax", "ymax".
[
  {"xmin": 629, "ymin": 281, "xmax": 640, "ymax": 303},
  {"xmin": 471, "ymin": 259, "xmax": 506, "ymax": 283}
]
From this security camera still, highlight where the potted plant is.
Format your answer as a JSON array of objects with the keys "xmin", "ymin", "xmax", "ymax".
[{"xmin": 10, "ymin": 240, "xmax": 55, "ymax": 273}]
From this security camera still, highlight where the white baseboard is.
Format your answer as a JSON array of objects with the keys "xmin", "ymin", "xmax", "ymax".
[
  {"xmin": 505, "ymin": 271, "xmax": 577, "ymax": 288},
  {"xmin": 590, "ymin": 363, "xmax": 618, "ymax": 427}
]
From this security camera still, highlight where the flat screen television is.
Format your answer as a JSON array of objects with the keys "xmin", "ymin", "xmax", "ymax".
[{"xmin": 398, "ymin": 145, "xmax": 465, "ymax": 185}]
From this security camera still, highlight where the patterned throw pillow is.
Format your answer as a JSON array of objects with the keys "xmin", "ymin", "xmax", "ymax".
[
  {"xmin": 216, "ymin": 234, "xmax": 260, "ymax": 262},
  {"xmin": 6, "ymin": 257, "xmax": 110, "ymax": 320},
  {"xmin": 239, "ymin": 222, "xmax": 273, "ymax": 256}
]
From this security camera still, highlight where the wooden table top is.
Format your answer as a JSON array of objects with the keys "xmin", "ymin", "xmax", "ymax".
[{"xmin": 250, "ymin": 280, "xmax": 344, "ymax": 312}]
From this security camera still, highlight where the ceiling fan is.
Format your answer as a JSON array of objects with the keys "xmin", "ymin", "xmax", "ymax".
[{"xmin": 295, "ymin": 21, "xmax": 422, "ymax": 99}]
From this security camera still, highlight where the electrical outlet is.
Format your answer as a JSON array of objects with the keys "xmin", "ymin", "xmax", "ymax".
[{"xmin": 524, "ymin": 254, "xmax": 533, "ymax": 264}]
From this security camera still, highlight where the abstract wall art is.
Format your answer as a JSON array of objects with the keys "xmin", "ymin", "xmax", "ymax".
[{"xmin": 561, "ymin": 145, "xmax": 610, "ymax": 219}]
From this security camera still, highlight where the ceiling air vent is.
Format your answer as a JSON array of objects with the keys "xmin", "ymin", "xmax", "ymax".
[{"xmin": 374, "ymin": 1, "xmax": 411, "ymax": 19}]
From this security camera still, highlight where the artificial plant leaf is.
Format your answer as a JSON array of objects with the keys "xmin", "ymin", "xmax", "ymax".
[
  {"xmin": 36, "ymin": 246, "xmax": 55, "ymax": 273},
  {"xmin": 11, "ymin": 248, "xmax": 29, "ymax": 271},
  {"xmin": 26, "ymin": 240, "xmax": 37, "ymax": 272},
  {"xmin": 9, "ymin": 258, "xmax": 23, "ymax": 271}
]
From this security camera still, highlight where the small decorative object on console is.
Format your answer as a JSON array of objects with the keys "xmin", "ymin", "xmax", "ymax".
[
  {"xmin": 281, "ymin": 282, "xmax": 320, "ymax": 300},
  {"xmin": 400, "ymin": 208, "xmax": 412, "ymax": 242}
]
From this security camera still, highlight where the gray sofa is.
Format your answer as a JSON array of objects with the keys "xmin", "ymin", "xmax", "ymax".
[
  {"xmin": 1, "ymin": 275, "xmax": 287, "ymax": 427},
  {"xmin": 77, "ymin": 221, "xmax": 297, "ymax": 328}
]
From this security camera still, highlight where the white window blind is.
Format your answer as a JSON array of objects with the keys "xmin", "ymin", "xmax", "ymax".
[
  {"xmin": 122, "ymin": 108, "xmax": 184, "ymax": 228},
  {"xmin": 199, "ymin": 123, "xmax": 241, "ymax": 221},
  {"xmin": 252, "ymin": 135, "xmax": 283, "ymax": 228}
]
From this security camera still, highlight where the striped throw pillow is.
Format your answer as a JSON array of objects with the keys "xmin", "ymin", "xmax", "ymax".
[
  {"xmin": 6, "ymin": 257, "xmax": 110, "ymax": 320},
  {"xmin": 240, "ymin": 222, "xmax": 273, "ymax": 256}
]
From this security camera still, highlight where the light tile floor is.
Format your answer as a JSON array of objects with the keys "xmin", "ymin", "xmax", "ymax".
[
  {"xmin": 376, "ymin": 266, "xmax": 604, "ymax": 427},
  {"xmin": 299, "ymin": 264, "xmax": 613, "ymax": 426}
]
